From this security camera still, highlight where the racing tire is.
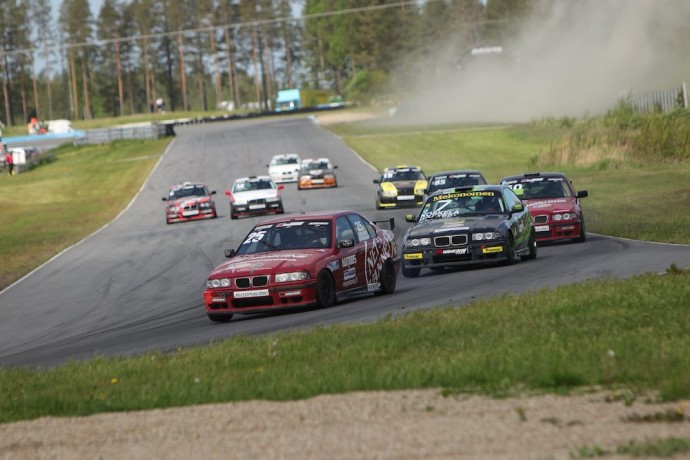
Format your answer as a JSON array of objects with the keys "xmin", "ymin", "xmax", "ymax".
[
  {"xmin": 574, "ymin": 218, "xmax": 587, "ymax": 243},
  {"xmin": 402, "ymin": 265, "xmax": 421, "ymax": 278},
  {"xmin": 505, "ymin": 234, "xmax": 519, "ymax": 265},
  {"xmin": 375, "ymin": 259, "xmax": 396, "ymax": 296},
  {"xmin": 525, "ymin": 229, "xmax": 538, "ymax": 260},
  {"xmin": 229, "ymin": 204, "xmax": 238, "ymax": 220},
  {"xmin": 207, "ymin": 313, "xmax": 233, "ymax": 323},
  {"xmin": 277, "ymin": 204, "xmax": 285, "ymax": 214},
  {"xmin": 316, "ymin": 270, "xmax": 336, "ymax": 308}
]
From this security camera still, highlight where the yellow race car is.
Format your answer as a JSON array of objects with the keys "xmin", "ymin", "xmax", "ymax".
[{"xmin": 373, "ymin": 165, "xmax": 427, "ymax": 209}]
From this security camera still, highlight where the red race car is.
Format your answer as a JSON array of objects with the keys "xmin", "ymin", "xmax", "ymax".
[
  {"xmin": 500, "ymin": 172, "xmax": 588, "ymax": 244},
  {"xmin": 203, "ymin": 211, "xmax": 400, "ymax": 323},
  {"xmin": 162, "ymin": 182, "xmax": 217, "ymax": 224}
]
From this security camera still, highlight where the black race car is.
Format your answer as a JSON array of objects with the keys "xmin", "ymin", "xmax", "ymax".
[
  {"xmin": 424, "ymin": 169, "xmax": 487, "ymax": 201},
  {"xmin": 401, "ymin": 185, "xmax": 537, "ymax": 277}
]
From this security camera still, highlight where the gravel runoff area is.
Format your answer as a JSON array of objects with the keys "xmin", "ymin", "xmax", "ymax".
[{"xmin": 1, "ymin": 389, "xmax": 690, "ymax": 459}]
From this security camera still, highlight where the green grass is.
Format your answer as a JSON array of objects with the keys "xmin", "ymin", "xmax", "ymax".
[
  {"xmin": 574, "ymin": 437, "xmax": 690, "ymax": 458},
  {"xmin": 1, "ymin": 268, "xmax": 689, "ymax": 423},
  {"xmin": 1, "ymin": 109, "xmax": 690, "ymax": 426},
  {"xmin": 0, "ymin": 139, "xmax": 169, "ymax": 288}
]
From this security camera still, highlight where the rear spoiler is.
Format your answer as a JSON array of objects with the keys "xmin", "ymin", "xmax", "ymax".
[{"xmin": 372, "ymin": 217, "xmax": 395, "ymax": 230}]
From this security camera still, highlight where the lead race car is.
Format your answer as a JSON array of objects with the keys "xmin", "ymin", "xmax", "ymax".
[
  {"xmin": 162, "ymin": 182, "xmax": 217, "ymax": 224},
  {"xmin": 203, "ymin": 211, "xmax": 399, "ymax": 323},
  {"xmin": 373, "ymin": 165, "xmax": 427, "ymax": 209},
  {"xmin": 499, "ymin": 172, "xmax": 588, "ymax": 244},
  {"xmin": 401, "ymin": 184, "xmax": 537, "ymax": 278}
]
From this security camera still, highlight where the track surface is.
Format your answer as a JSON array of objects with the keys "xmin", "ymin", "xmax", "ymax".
[{"xmin": 2, "ymin": 117, "xmax": 689, "ymax": 368}]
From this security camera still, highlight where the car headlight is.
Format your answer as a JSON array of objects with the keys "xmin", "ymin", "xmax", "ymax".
[
  {"xmin": 553, "ymin": 213, "xmax": 576, "ymax": 221},
  {"xmin": 472, "ymin": 232, "xmax": 500, "ymax": 241},
  {"xmin": 200, "ymin": 202, "xmax": 209, "ymax": 208},
  {"xmin": 414, "ymin": 187, "xmax": 425, "ymax": 195},
  {"xmin": 275, "ymin": 271, "xmax": 310, "ymax": 283},
  {"xmin": 324, "ymin": 174, "xmax": 335, "ymax": 179},
  {"xmin": 382, "ymin": 190, "xmax": 397, "ymax": 197},
  {"xmin": 207, "ymin": 278, "xmax": 231, "ymax": 288},
  {"xmin": 407, "ymin": 237, "xmax": 431, "ymax": 247}
]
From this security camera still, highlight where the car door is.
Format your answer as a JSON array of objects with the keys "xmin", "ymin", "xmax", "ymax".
[
  {"xmin": 502, "ymin": 188, "xmax": 531, "ymax": 249},
  {"xmin": 334, "ymin": 216, "xmax": 365, "ymax": 292}
]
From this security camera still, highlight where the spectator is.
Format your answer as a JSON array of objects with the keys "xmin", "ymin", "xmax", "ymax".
[{"xmin": 5, "ymin": 148, "xmax": 14, "ymax": 176}]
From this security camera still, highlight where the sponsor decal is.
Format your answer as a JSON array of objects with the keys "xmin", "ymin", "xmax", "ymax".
[
  {"xmin": 433, "ymin": 191, "xmax": 495, "ymax": 201},
  {"xmin": 535, "ymin": 225, "xmax": 549, "ymax": 232},
  {"xmin": 249, "ymin": 204, "xmax": 266, "ymax": 210},
  {"xmin": 367, "ymin": 282, "xmax": 381, "ymax": 292},
  {"xmin": 343, "ymin": 267, "xmax": 356, "ymax": 281},
  {"xmin": 482, "ymin": 246, "xmax": 503, "ymax": 254},
  {"xmin": 328, "ymin": 260, "xmax": 341, "ymax": 270},
  {"xmin": 343, "ymin": 277, "xmax": 358, "ymax": 287},
  {"xmin": 342, "ymin": 255, "xmax": 357, "ymax": 267},
  {"xmin": 233, "ymin": 289, "xmax": 269, "ymax": 298},
  {"xmin": 441, "ymin": 248, "xmax": 468, "ymax": 255},
  {"xmin": 276, "ymin": 221, "xmax": 305, "ymax": 228},
  {"xmin": 397, "ymin": 195, "xmax": 415, "ymax": 201},
  {"xmin": 211, "ymin": 296, "xmax": 226, "ymax": 303},
  {"xmin": 279, "ymin": 290, "xmax": 301, "ymax": 297},
  {"xmin": 404, "ymin": 253, "xmax": 423, "ymax": 259}
]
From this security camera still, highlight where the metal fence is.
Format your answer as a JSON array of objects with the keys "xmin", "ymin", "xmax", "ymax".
[
  {"xmin": 629, "ymin": 82, "xmax": 688, "ymax": 113},
  {"xmin": 74, "ymin": 122, "xmax": 175, "ymax": 145}
]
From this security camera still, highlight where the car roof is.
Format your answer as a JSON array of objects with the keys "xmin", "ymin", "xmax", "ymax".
[
  {"xmin": 271, "ymin": 153, "xmax": 300, "ymax": 159},
  {"xmin": 234, "ymin": 175, "xmax": 273, "ymax": 183},
  {"xmin": 302, "ymin": 157, "xmax": 331, "ymax": 163},
  {"xmin": 254, "ymin": 210, "xmax": 359, "ymax": 225},
  {"xmin": 382, "ymin": 165, "xmax": 422, "ymax": 172},
  {"xmin": 500, "ymin": 172, "xmax": 568, "ymax": 182},
  {"xmin": 170, "ymin": 181, "xmax": 206, "ymax": 190},
  {"xmin": 429, "ymin": 169, "xmax": 484, "ymax": 177}
]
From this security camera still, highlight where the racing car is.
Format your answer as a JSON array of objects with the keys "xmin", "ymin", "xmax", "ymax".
[
  {"xmin": 203, "ymin": 211, "xmax": 399, "ymax": 322},
  {"xmin": 297, "ymin": 158, "xmax": 338, "ymax": 189},
  {"xmin": 373, "ymin": 165, "xmax": 427, "ymax": 209},
  {"xmin": 267, "ymin": 153, "xmax": 301, "ymax": 183},
  {"xmin": 499, "ymin": 172, "xmax": 588, "ymax": 244},
  {"xmin": 401, "ymin": 185, "xmax": 537, "ymax": 277},
  {"xmin": 162, "ymin": 182, "xmax": 217, "ymax": 224},
  {"xmin": 225, "ymin": 176, "xmax": 285, "ymax": 220},
  {"xmin": 424, "ymin": 170, "xmax": 487, "ymax": 201}
]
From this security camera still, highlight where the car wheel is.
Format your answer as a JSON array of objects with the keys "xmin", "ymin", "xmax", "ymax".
[
  {"xmin": 277, "ymin": 204, "xmax": 285, "ymax": 214},
  {"xmin": 525, "ymin": 229, "xmax": 538, "ymax": 260},
  {"xmin": 207, "ymin": 313, "xmax": 233, "ymax": 323},
  {"xmin": 375, "ymin": 199, "xmax": 382, "ymax": 210},
  {"xmin": 375, "ymin": 259, "xmax": 396, "ymax": 296},
  {"xmin": 316, "ymin": 270, "xmax": 336, "ymax": 308},
  {"xmin": 574, "ymin": 218, "xmax": 587, "ymax": 243},
  {"xmin": 402, "ymin": 265, "xmax": 421, "ymax": 278},
  {"xmin": 229, "ymin": 204, "xmax": 237, "ymax": 220},
  {"xmin": 505, "ymin": 233, "xmax": 519, "ymax": 265}
]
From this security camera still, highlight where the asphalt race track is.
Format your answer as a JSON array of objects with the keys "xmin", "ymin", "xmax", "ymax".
[{"xmin": 2, "ymin": 117, "xmax": 689, "ymax": 368}]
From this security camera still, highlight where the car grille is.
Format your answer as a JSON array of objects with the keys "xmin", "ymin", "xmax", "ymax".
[
  {"xmin": 183, "ymin": 203, "xmax": 198, "ymax": 211},
  {"xmin": 248, "ymin": 198, "xmax": 266, "ymax": 206},
  {"xmin": 235, "ymin": 275, "xmax": 270, "ymax": 288},
  {"xmin": 533, "ymin": 215, "xmax": 548, "ymax": 224},
  {"xmin": 397, "ymin": 186, "xmax": 414, "ymax": 195},
  {"xmin": 434, "ymin": 234, "xmax": 468, "ymax": 247}
]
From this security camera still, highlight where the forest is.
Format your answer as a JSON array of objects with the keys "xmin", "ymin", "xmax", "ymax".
[{"xmin": 0, "ymin": 0, "xmax": 535, "ymax": 125}]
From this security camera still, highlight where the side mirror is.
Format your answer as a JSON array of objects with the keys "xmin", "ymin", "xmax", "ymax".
[
  {"xmin": 405, "ymin": 213, "xmax": 416, "ymax": 223},
  {"xmin": 278, "ymin": 184, "xmax": 285, "ymax": 191},
  {"xmin": 224, "ymin": 190, "xmax": 232, "ymax": 196},
  {"xmin": 511, "ymin": 203, "xmax": 524, "ymax": 213},
  {"xmin": 211, "ymin": 190, "xmax": 217, "ymax": 195},
  {"xmin": 161, "ymin": 197, "xmax": 168, "ymax": 201},
  {"xmin": 333, "ymin": 165, "xmax": 338, "ymax": 169},
  {"xmin": 338, "ymin": 239, "xmax": 355, "ymax": 248},
  {"xmin": 577, "ymin": 190, "xmax": 588, "ymax": 198},
  {"xmin": 372, "ymin": 179, "xmax": 380, "ymax": 184},
  {"xmin": 224, "ymin": 248, "xmax": 235, "ymax": 258}
]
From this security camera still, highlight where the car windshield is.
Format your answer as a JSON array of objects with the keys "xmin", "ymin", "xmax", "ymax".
[
  {"xmin": 303, "ymin": 161, "xmax": 330, "ymax": 170},
  {"xmin": 236, "ymin": 221, "xmax": 333, "ymax": 254},
  {"xmin": 427, "ymin": 174, "xmax": 485, "ymax": 194},
  {"xmin": 510, "ymin": 178, "xmax": 572, "ymax": 199},
  {"xmin": 169, "ymin": 185, "xmax": 207, "ymax": 199},
  {"xmin": 382, "ymin": 169, "xmax": 423, "ymax": 182},
  {"xmin": 233, "ymin": 179, "xmax": 275, "ymax": 192},
  {"xmin": 419, "ymin": 191, "xmax": 505, "ymax": 221},
  {"xmin": 272, "ymin": 157, "xmax": 299, "ymax": 166}
]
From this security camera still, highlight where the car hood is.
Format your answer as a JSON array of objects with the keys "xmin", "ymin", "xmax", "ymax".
[
  {"xmin": 381, "ymin": 180, "xmax": 426, "ymax": 191},
  {"xmin": 168, "ymin": 196, "xmax": 210, "ymax": 207},
  {"xmin": 522, "ymin": 197, "xmax": 578, "ymax": 213},
  {"xmin": 209, "ymin": 251, "xmax": 328, "ymax": 277},
  {"xmin": 230, "ymin": 189, "xmax": 279, "ymax": 204},
  {"xmin": 270, "ymin": 164, "xmax": 300, "ymax": 174},
  {"xmin": 407, "ymin": 215, "xmax": 506, "ymax": 237}
]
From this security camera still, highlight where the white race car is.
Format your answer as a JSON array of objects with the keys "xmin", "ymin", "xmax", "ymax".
[
  {"xmin": 225, "ymin": 176, "xmax": 285, "ymax": 220},
  {"xmin": 267, "ymin": 153, "xmax": 301, "ymax": 183}
]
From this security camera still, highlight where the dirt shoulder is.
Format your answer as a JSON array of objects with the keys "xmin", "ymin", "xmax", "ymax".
[{"xmin": 2, "ymin": 389, "xmax": 689, "ymax": 460}]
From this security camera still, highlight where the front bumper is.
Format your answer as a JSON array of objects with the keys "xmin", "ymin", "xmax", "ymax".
[
  {"xmin": 299, "ymin": 177, "xmax": 337, "ymax": 189},
  {"xmin": 532, "ymin": 220, "xmax": 583, "ymax": 242},
  {"xmin": 204, "ymin": 281, "xmax": 319, "ymax": 314},
  {"xmin": 402, "ymin": 241, "xmax": 507, "ymax": 269},
  {"xmin": 166, "ymin": 207, "xmax": 216, "ymax": 223},
  {"xmin": 232, "ymin": 200, "xmax": 283, "ymax": 217},
  {"xmin": 377, "ymin": 194, "xmax": 424, "ymax": 208}
]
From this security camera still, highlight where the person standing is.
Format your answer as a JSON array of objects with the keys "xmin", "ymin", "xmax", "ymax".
[{"xmin": 5, "ymin": 147, "xmax": 14, "ymax": 176}]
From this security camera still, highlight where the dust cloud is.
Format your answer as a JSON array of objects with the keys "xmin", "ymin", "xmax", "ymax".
[{"xmin": 392, "ymin": 0, "xmax": 690, "ymax": 124}]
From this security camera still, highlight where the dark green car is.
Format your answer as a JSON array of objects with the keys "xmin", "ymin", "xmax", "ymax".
[{"xmin": 401, "ymin": 185, "xmax": 537, "ymax": 278}]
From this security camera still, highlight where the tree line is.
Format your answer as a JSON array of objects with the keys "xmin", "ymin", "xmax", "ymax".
[{"xmin": 0, "ymin": 0, "xmax": 534, "ymax": 126}]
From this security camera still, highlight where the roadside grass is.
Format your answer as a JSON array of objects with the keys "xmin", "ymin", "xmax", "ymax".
[
  {"xmin": 0, "ymin": 139, "xmax": 169, "ymax": 288},
  {"xmin": 573, "ymin": 437, "xmax": 690, "ymax": 458},
  {"xmin": 1, "ymin": 268, "xmax": 689, "ymax": 423}
]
